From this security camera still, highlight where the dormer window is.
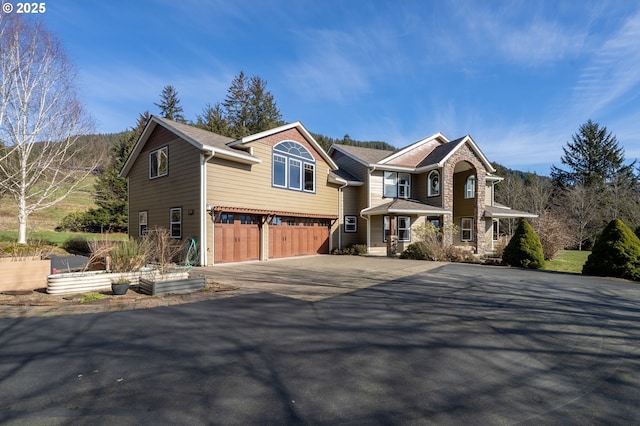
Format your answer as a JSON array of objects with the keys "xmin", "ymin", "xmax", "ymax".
[
  {"xmin": 465, "ymin": 175, "xmax": 476, "ymax": 199},
  {"xmin": 383, "ymin": 171, "xmax": 410, "ymax": 199},
  {"xmin": 427, "ymin": 170, "xmax": 440, "ymax": 197}
]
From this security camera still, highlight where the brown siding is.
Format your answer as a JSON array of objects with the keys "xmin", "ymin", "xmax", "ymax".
[{"xmin": 128, "ymin": 126, "xmax": 202, "ymax": 244}]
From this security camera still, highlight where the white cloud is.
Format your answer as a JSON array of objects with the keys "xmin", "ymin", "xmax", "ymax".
[{"xmin": 571, "ymin": 10, "xmax": 640, "ymax": 117}]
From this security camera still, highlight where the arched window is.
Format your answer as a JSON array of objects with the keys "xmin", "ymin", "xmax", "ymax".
[
  {"xmin": 427, "ymin": 170, "xmax": 440, "ymax": 197},
  {"xmin": 272, "ymin": 141, "xmax": 315, "ymax": 192},
  {"xmin": 464, "ymin": 175, "xmax": 476, "ymax": 199}
]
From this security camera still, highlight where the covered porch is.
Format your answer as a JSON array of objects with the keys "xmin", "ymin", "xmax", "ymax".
[{"xmin": 360, "ymin": 199, "xmax": 450, "ymax": 256}]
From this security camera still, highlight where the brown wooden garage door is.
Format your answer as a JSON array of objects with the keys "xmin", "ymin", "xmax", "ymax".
[
  {"xmin": 214, "ymin": 213, "xmax": 260, "ymax": 263},
  {"xmin": 269, "ymin": 217, "xmax": 329, "ymax": 259}
]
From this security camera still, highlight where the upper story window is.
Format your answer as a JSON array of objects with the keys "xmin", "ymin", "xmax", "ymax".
[
  {"xmin": 427, "ymin": 170, "xmax": 440, "ymax": 197},
  {"xmin": 464, "ymin": 175, "xmax": 476, "ymax": 199},
  {"xmin": 150, "ymin": 146, "xmax": 168, "ymax": 179},
  {"xmin": 272, "ymin": 141, "xmax": 315, "ymax": 193},
  {"xmin": 383, "ymin": 171, "xmax": 411, "ymax": 199}
]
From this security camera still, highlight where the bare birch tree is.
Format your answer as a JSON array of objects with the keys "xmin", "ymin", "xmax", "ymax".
[{"xmin": 0, "ymin": 15, "xmax": 98, "ymax": 243}]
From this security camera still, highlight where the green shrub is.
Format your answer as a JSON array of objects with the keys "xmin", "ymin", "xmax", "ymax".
[
  {"xmin": 502, "ymin": 220, "xmax": 545, "ymax": 269},
  {"xmin": 400, "ymin": 241, "xmax": 430, "ymax": 260},
  {"xmin": 582, "ymin": 219, "xmax": 640, "ymax": 281},
  {"xmin": 332, "ymin": 243, "xmax": 368, "ymax": 256},
  {"xmin": 62, "ymin": 236, "xmax": 91, "ymax": 254}
]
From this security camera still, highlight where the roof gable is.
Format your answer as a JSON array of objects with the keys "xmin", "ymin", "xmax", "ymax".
[
  {"xmin": 230, "ymin": 121, "xmax": 338, "ymax": 170},
  {"xmin": 120, "ymin": 115, "xmax": 259, "ymax": 177},
  {"xmin": 379, "ymin": 133, "xmax": 449, "ymax": 168}
]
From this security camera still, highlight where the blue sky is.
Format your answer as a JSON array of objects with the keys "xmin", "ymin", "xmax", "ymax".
[{"xmin": 37, "ymin": 0, "xmax": 640, "ymax": 175}]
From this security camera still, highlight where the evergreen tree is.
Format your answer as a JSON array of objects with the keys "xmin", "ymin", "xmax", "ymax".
[
  {"xmin": 154, "ymin": 85, "xmax": 186, "ymax": 123},
  {"xmin": 583, "ymin": 219, "xmax": 640, "ymax": 281},
  {"xmin": 247, "ymin": 75, "xmax": 283, "ymax": 134},
  {"xmin": 223, "ymin": 71, "xmax": 251, "ymax": 137},
  {"xmin": 222, "ymin": 71, "xmax": 283, "ymax": 138},
  {"xmin": 502, "ymin": 220, "xmax": 545, "ymax": 269},
  {"xmin": 195, "ymin": 102, "xmax": 229, "ymax": 135},
  {"xmin": 551, "ymin": 120, "xmax": 633, "ymax": 188},
  {"xmin": 93, "ymin": 112, "xmax": 148, "ymax": 225}
]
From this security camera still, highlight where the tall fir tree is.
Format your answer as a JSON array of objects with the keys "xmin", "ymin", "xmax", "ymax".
[
  {"xmin": 154, "ymin": 85, "xmax": 186, "ymax": 123},
  {"xmin": 195, "ymin": 102, "xmax": 229, "ymax": 135},
  {"xmin": 550, "ymin": 119, "xmax": 633, "ymax": 188},
  {"xmin": 222, "ymin": 71, "xmax": 283, "ymax": 138},
  {"xmin": 91, "ymin": 112, "xmax": 149, "ymax": 231},
  {"xmin": 223, "ymin": 71, "xmax": 251, "ymax": 137}
]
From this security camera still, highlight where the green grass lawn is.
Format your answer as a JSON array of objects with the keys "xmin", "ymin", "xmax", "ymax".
[{"xmin": 543, "ymin": 250, "xmax": 591, "ymax": 274}]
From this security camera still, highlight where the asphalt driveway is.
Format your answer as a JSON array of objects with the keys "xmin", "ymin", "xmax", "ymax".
[{"xmin": 1, "ymin": 258, "xmax": 639, "ymax": 424}]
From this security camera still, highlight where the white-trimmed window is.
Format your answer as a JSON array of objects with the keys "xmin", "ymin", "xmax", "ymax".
[
  {"xmin": 139, "ymin": 211, "xmax": 148, "ymax": 237},
  {"xmin": 383, "ymin": 172, "xmax": 410, "ymax": 199},
  {"xmin": 273, "ymin": 155, "xmax": 287, "ymax": 187},
  {"xmin": 464, "ymin": 175, "xmax": 476, "ymax": 199},
  {"xmin": 383, "ymin": 215, "xmax": 411, "ymax": 242},
  {"xmin": 461, "ymin": 217, "xmax": 473, "ymax": 241},
  {"xmin": 272, "ymin": 141, "xmax": 315, "ymax": 193},
  {"xmin": 492, "ymin": 219, "xmax": 499, "ymax": 242},
  {"xmin": 170, "ymin": 208, "xmax": 182, "ymax": 239},
  {"xmin": 398, "ymin": 216, "xmax": 411, "ymax": 242},
  {"xmin": 428, "ymin": 170, "xmax": 440, "ymax": 197},
  {"xmin": 383, "ymin": 172, "xmax": 397, "ymax": 198},
  {"xmin": 344, "ymin": 215, "xmax": 357, "ymax": 233},
  {"xmin": 150, "ymin": 146, "xmax": 168, "ymax": 179},
  {"xmin": 398, "ymin": 173, "xmax": 410, "ymax": 199}
]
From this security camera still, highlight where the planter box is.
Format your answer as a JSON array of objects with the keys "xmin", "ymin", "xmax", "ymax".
[
  {"xmin": 47, "ymin": 268, "xmax": 156, "ymax": 295},
  {"xmin": 139, "ymin": 273, "xmax": 204, "ymax": 296},
  {"xmin": 0, "ymin": 256, "xmax": 51, "ymax": 292}
]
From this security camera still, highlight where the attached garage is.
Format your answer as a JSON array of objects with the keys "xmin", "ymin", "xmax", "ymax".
[
  {"xmin": 213, "ymin": 208, "xmax": 335, "ymax": 263},
  {"xmin": 268, "ymin": 217, "xmax": 330, "ymax": 259},
  {"xmin": 214, "ymin": 213, "xmax": 261, "ymax": 263}
]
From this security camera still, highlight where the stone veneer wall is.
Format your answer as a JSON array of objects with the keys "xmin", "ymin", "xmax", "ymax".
[{"xmin": 442, "ymin": 143, "xmax": 487, "ymax": 256}]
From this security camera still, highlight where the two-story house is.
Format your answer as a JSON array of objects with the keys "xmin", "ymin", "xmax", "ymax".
[
  {"xmin": 120, "ymin": 117, "xmax": 535, "ymax": 264},
  {"xmin": 329, "ymin": 133, "xmax": 537, "ymax": 257}
]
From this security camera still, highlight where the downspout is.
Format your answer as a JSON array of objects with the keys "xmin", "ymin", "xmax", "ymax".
[
  {"xmin": 201, "ymin": 151, "xmax": 215, "ymax": 266},
  {"xmin": 338, "ymin": 180, "xmax": 348, "ymax": 249}
]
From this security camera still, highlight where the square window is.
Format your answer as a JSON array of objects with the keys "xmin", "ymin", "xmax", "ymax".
[{"xmin": 344, "ymin": 215, "xmax": 357, "ymax": 233}]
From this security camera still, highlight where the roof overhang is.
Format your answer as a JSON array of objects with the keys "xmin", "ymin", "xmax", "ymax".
[
  {"xmin": 119, "ymin": 116, "xmax": 260, "ymax": 177},
  {"xmin": 361, "ymin": 200, "xmax": 451, "ymax": 216},
  {"xmin": 484, "ymin": 206, "xmax": 538, "ymax": 219},
  {"xmin": 212, "ymin": 206, "xmax": 337, "ymax": 220}
]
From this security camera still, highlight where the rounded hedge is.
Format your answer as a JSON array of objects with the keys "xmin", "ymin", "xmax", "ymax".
[
  {"xmin": 502, "ymin": 220, "xmax": 545, "ymax": 269},
  {"xmin": 582, "ymin": 219, "xmax": 640, "ymax": 281}
]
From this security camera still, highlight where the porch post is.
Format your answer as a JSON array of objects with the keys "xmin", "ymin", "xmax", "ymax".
[{"xmin": 387, "ymin": 215, "xmax": 398, "ymax": 257}]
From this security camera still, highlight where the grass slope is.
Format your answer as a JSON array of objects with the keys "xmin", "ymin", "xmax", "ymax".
[{"xmin": 543, "ymin": 250, "xmax": 591, "ymax": 274}]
